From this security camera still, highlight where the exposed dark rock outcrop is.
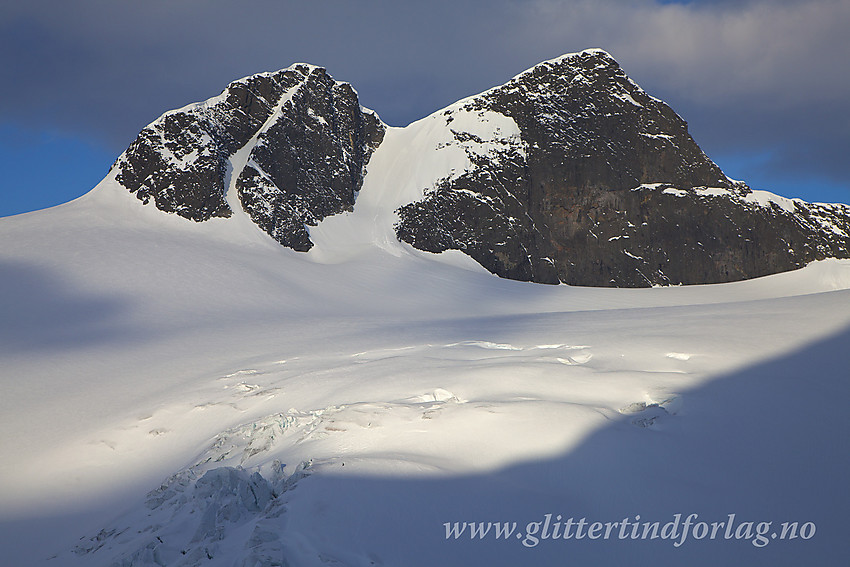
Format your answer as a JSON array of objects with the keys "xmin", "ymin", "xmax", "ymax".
[
  {"xmin": 112, "ymin": 64, "xmax": 384, "ymax": 248},
  {"xmin": 394, "ymin": 49, "xmax": 850, "ymax": 286},
  {"xmin": 234, "ymin": 68, "xmax": 384, "ymax": 251}
]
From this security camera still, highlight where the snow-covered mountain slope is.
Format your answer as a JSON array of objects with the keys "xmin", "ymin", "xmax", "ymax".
[{"xmin": 2, "ymin": 172, "xmax": 850, "ymax": 565}]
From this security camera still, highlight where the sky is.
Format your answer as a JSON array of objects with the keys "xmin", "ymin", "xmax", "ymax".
[{"xmin": 1, "ymin": 0, "xmax": 848, "ymax": 217}]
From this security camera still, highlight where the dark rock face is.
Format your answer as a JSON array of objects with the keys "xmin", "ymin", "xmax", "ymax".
[
  {"xmin": 112, "ymin": 64, "xmax": 384, "ymax": 247},
  {"xmin": 394, "ymin": 129, "xmax": 559, "ymax": 283},
  {"xmin": 394, "ymin": 49, "xmax": 850, "ymax": 286},
  {"xmin": 235, "ymin": 71, "xmax": 384, "ymax": 250}
]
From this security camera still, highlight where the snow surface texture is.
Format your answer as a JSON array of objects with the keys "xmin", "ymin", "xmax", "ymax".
[{"xmin": 2, "ymin": 167, "xmax": 850, "ymax": 566}]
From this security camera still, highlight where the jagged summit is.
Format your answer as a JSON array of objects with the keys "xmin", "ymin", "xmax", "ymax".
[
  {"xmin": 113, "ymin": 64, "xmax": 384, "ymax": 250},
  {"xmin": 107, "ymin": 50, "xmax": 850, "ymax": 287}
]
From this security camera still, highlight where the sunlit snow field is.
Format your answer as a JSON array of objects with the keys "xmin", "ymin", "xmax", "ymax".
[{"xmin": 2, "ymin": 172, "xmax": 849, "ymax": 565}]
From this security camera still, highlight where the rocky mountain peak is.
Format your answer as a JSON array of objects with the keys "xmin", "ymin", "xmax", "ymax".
[
  {"xmin": 493, "ymin": 48, "xmax": 735, "ymax": 192},
  {"xmin": 109, "ymin": 50, "xmax": 850, "ymax": 287},
  {"xmin": 112, "ymin": 64, "xmax": 384, "ymax": 249},
  {"xmin": 395, "ymin": 49, "xmax": 849, "ymax": 286}
]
